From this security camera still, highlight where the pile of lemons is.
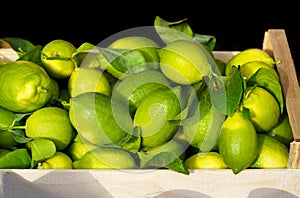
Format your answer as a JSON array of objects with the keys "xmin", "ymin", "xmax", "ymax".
[{"xmin": 0, "ymin": 16, "xmax": 293, "ymax": 174}]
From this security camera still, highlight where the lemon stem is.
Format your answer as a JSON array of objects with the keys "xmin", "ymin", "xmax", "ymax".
[{"xmin": 11, "ymin": 125, "xmax": 26, "ymax": 130}]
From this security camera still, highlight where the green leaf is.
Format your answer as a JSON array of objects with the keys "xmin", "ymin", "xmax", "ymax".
[
  {"xmin": 180, "ymin": 81, "xmax": 211, "ymax": 126},
  {"xmin": 97, "ymin": 47, "xmax": 148, "ymax": 79},
  {"xmin": 0, "ymin": 37, "xmax": 35, "ymax": 54},
  {"xmin": 13, "ymin": 113, "xmax": 31, "ymax": 124},
  {"xmin": 119, "ymin": 127, "xmax": 141, "ymax": 152},
  {"xmin": 17, "ymin": 45, "xmax": 43, "ymax": 65},
  {"xmin": 0, "ymin": 148, "xmax": 31, "ymax": 169},
  {"xmin": 154, "ymin": 16, "xmax": 193, "ymax": 45},
  {"xmin": 27, "ymin": 138, "xmax": 56, "ymax": 168},
  {"xmin": 208, "ymin": 67, "xmax": 243, "ymax": 116},
  {"xmin": 11, "ymin": 129, "xmax": 32, "ymax": 144},
  {"xmin": 247, "ymin": 68, "xmax": 284, "ymax": 114},
  {"xmin": 165, "ymin": 157, "xmax": 189, "ymax": 175},
  {"xmin": 192, "ymin": 33, "xmax": 216, "ymax": 51}
]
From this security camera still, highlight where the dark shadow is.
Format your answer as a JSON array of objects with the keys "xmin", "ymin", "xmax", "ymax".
[
  {"xmin": 150, "ymin": 189, "xmax": 212, "ymax": 198},
  {"xmin": 248, "ymin": 187, "xmax": 299, "ymax": 198},
  {"xmin": 1, "ymin": 170, "xmax": 113, "ymax": 198}
]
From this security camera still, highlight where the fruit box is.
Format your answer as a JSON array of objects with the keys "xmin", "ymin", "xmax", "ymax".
[{"xmin": 0, "ymin": 29, "xmax": 300, "ymax": 198}]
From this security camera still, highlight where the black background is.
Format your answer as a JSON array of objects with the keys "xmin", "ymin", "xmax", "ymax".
[{"xmin": 1, "ymin": 1, "xmax": 299, "ymax": 77}]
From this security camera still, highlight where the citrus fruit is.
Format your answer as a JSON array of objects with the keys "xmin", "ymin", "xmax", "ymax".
[
  {"xmin": 158, "ymin": 39, "xmax": 212, "ymax": 84},
  {"xmin": 239, "ymin": 60, "xmax": 279, "ymax": 80},
  {"xmin": 225, "ymin": 48, "xmax": 277, "ymax": 76},
  {"xmin": 242, "ymin": 86, "xmax": 280, "ymax": 132},
  {"xmin": 67, "ymin": 134, "xmax": 99, "ymax": 161},
  {"xmin": 183, "ymin": 106, "xmax": 225, "ymax": 152},
  {"xmin": 133, "ymin": 86, "xmax": 182, "ymax": 150},
  {"xmin": 250, "ymin": 134, "xmax": 289, "ymax": 168},
  {"xmin": 218, "ymin": 111, "xmax": 258, "ymax": 174},
  {"xmin": 184, "ymin": 151, "xmax": 228, "ymax": 169},
  {"xmin": 37, "ymin": 151, "xmax": 73, "ymax": 169},
  {"xmin": 108, "ymin": 36, "xmax": 160, "ymax": 70},
  {"xmin": 139, "ymin": 138, "xmax": 188, "ymax": 168},
  {"xmin": 0, "ymin": 60, "xmax": 59, "ymax": 113},
  {"xmin": 73, "ymin": 147, "xmax": 138, "ymax": 169},
  {"xmin": 68, "ymin": 67, "xmax": 111, "ymax": 97},
  {"xmin": 267, "ymin": 112, "xmax": 294, "ymax": 146},
  {"xmin": 25, "ymin": 106, "xmax": 74, "ymax": 150},
  {"xmin": 41, "ymin": 39, "xmax": 78, "ymax": 78},
  {"xmin": 112, "ymin": 69, "xmax": 170, "ymax": 116},
  {"xmin": 69, "ymin": 92, "xmax": 133, "ymax": 146}
]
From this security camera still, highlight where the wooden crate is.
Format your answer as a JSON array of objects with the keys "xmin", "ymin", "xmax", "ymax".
[{"xmin": 0, "ymin": 29, "xmax": 299, "ymax": 198}]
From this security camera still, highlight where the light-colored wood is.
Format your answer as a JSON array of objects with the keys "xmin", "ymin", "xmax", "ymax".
[
  {"xmin": 263, "ymin": 29, "xmax": 300, "ymax": 141},
  {"xmin": 263, "ymin": 29, "xmax": 300, "ymax": 168},
  {"xmin": 0, "ymin": 169, "xmax": 297, "ymax": 198},
  {"xmin": 0, "ymin": 48, "xmax": 18, "ymax": 62},
  {"xmin": 288, "ymin": 141, "xmax": 300, "ymax": 168}
]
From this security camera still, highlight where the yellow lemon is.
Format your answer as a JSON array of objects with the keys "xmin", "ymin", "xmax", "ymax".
[
  {"xmin": 251, "ymin": 134, "xmax": 289, "ymax": 168},
  {"xmin": 185, "ymin": 152, "xmax": 228, "ymax": 169},
  {"xmin": 41, "ymin": 39, "xmax": 78, "ymax": 78},
  {"xmin": 158, "ymin": 40, "xmax": 212, "ymax": 84},
  {"xmin": 37, "ymin": 151, "xmax": 73, "ymax": 169}
]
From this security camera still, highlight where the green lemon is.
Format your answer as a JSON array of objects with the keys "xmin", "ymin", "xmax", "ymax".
[
  {"xmin": 37, "ymin": 151, "xmax": 73, "ymax": 169},
  {"xmin": 225, "ymin": 48, "xmax": 277, "ymax": 76},
  {"xmin": 112, "ymin": 69, "xmax": 170, "ymax": 116},
  {"xmin": 267, "ymin": 112, "xmax": 294, "ymax": 146},
  {"xmin": 184, "ymin": 151, "xmax": 228, "ymax": 169},
  {"xmin": 239, "ymin": 61, "xmax": 279, "ymax": 80},
  {"xmin": 243, "ymin": 86, "xmax": 280, "ymax": 132},
  {"xmin": 138, "ymin": 138, "xmax": 188, "ymax": 168},
  {"xmin": 68, "ymin": 67, "xmax": 111, "ymax": 97},
  {"xmin": 108, "ymin": 36, "xmax": 160, "ymax": 70},
  {"xmin": 183, "ymin": 106, "xmax": 225, "ymax": 152},
  {"xmin": 41, "ymin": 39, "xmax": 78, "ymax": 78},
  {"xmin": 69, "ymin": 92, "xmax": 133, "ymax": 146},
  {"xmin": 73, "ymin": 147, "xmax": 138, "ymax": 169},
  {"xmin": 25, "ymin": 106, "xmax": 74, "ymax": 150},
  {"xmin": 218, "ymin": 111, "xmax": 258, "ymax": 174},
  {"xmin": 0, "ymin": 60, "xmax": 59, "ymax": 113},
  {"xmin": 134, "ymin": 86, "xmax": 182, "ymax": 150},
  {"xmin": 158, "ymin": 40, "xmax": 212, "ymax": 84},
  {"xmin": 67, "ymin": 134, "xmax": 99, "ymax": 161},
  {"xmin": 250, "ymin": 134, "xmax": 289, "ymax": 168}
]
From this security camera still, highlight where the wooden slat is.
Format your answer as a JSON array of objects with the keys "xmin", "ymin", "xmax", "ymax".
[
  {"xmin": 263, "ymin": 29, "xmax": 300, "ymax": 141},
  {"xmin": 263, "ymin": 29, "xmax": 300, "ymax": 168}
]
